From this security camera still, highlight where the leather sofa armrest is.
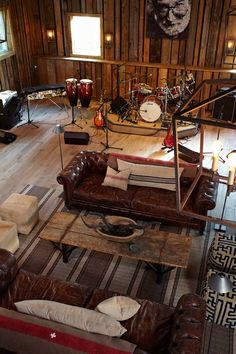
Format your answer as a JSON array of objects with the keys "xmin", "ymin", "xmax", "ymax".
[
  {"xmin": 57, "ymin": 151, "xmax": 108, "ymax": 208},
  {"xmin": 194, "ymin": 175, "xmax": 218, "ymax": 214},
  {"xmin": 0, "ymin": 249, "xmax": 18, "ymax": 295},
  {"xmin": 57, "ymin": 152, "xmax": 89, "ymax": 208},
  {"xmin": 169, "ymin": 293, "xmax": 206, "ymax": 354}
]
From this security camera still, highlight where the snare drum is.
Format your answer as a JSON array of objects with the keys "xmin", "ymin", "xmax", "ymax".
[
  {"xmin": 133, "ymin": 83, "xmax": 153, "ymax": 104},
  {"xmin": 139, "ymin": 95, "xmax": 162, "ymax": 123},
  {"xmin": 79, "ymin": 79, "xmax": 93, "ymax": 107}
]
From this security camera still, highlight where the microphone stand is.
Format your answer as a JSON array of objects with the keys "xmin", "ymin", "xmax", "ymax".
[{"xmin": 101, "ymin": 103, "xmax": 123, "ymax": 152}]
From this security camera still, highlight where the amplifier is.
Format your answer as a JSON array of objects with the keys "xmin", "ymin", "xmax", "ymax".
[
  {"xmin": 0, "ymin": 130, "xmax": 17, "ymax": 144},
  {"xmin": 64, "ymin": 131, "xmax": 89, "ymax": 145},
  {"xmin": 213, "ymin": 87, "xmax": 236, "ymax": 122}
]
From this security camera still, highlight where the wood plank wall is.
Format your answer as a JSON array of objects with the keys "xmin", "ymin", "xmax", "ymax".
[{"xmin": 2, "ymin": 0, "xmax": 236, "ymax": 100}]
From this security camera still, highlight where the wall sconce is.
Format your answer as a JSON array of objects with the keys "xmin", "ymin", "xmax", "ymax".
[
  {"xmin": 223, "ymin": 6, "xmax": 236, "ymax": 66},
  {"xmin": 226, "ymin": 39, "xmax": 236, "ymax": 55},
  {"xmin": 104, "ymin": 33, "xmax": 113, "ymax": 48},
  {"xmin": 46, "ymin": 29, "xmax": 55, "ymax": 42}
]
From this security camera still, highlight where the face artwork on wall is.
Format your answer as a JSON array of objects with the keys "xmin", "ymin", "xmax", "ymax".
[{"xmin": 146, "ymin": 0, "xmax": 192, "ymax": 39}]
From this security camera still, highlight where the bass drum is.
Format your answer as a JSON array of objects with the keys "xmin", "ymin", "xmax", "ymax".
[{"xmin": 139, "ymin": 95, "xmax": 162, "ymax": 122}]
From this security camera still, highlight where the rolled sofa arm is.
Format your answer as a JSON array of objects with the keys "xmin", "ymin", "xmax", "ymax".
[
  {"xmin": 57, "ymin": 152, "xmax": 89, "ymax": 208},
  {"xmin": 169, "ymin": 293, "xmax": 206, "ymax": 354},
  {"xmin": 57, "ymin": 151, "xmax": 109, "ymax": 209},
  {"xmin": 0, "ymin": 249, "xmax": 18, "ymax": 295}
]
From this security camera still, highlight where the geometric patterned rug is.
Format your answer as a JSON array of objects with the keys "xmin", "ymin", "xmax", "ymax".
[{"xmin": 15, "ymin": 185, "xmax": 236, "ymax": 354}]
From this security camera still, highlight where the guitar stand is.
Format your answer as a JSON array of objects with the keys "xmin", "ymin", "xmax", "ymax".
[{"xmin": 63, "ymin": 106, "xmax": 83, "ymax": 129}]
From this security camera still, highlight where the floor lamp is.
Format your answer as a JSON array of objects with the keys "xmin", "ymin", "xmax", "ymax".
[
  {"xmin": 54, "ymin": 124, "xmax": 64, "ymax": 170},
  {"xmin": 207, "ymin": 272, "xmax": 233, "ymax": 354}
]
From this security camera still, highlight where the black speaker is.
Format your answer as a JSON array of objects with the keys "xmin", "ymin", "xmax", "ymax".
[
  {"xmin": 0, "ymin": 130, "xmax": 17, "ymax": 144},
  {"xmin": 213, "ymin": 87, "xmax": 236, "ymax": 122},
  {"xmin": 111, "ymin": 96, "xmax": 128, "ymax": 114},
  {"xmin": 64, "ymin": 131, "xmax": 89, "ymax": 145}
]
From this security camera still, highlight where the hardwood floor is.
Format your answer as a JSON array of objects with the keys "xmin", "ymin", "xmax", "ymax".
[{"xmin": 0, "ymin": 98, "xmax": 235, "ymax": 229}]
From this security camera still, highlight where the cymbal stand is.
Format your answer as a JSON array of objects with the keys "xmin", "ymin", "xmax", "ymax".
[
  {"xmin": 101, "ymin": 103, "xmax": 123, "ymax": 152},
  {"xmin": 161, "ymin": 87, "xmax": 172, "ymax": 127}
]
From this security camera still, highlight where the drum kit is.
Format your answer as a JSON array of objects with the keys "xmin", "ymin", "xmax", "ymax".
[{"xmin": 117, "ymin": 72, "xmax": 195, "ymax": 127}]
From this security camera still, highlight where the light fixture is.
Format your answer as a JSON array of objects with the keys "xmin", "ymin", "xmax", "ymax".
[
  {"xmin": 223, "ymin": 6, "xmax": 236, "ymax": 66},
  {"xmin": 104, "ymin": 33, "xmax": 113, "ymax": 48},
  {"xmin": 46, "ymin": 29, "xmax": 55, "ymax": 42},
  {"xmin": 207, "ymin": 272, "xmax": 233, "ymax": 354},
  {"xmin": 54, "ymin": 124, "xmax": 64, "ymax": 170},
  {"xmin": 173, "ymin": 78, "xmax": 236, "ymax": 230}
]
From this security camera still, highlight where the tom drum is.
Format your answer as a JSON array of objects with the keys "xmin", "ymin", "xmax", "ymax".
[
  {"xmin": 139, "ymin": 96, "xmax": 162, "ymax": 123},
  {"xmin": 79, "ymin": 79, "xmax": 93, "ymax": 107}
]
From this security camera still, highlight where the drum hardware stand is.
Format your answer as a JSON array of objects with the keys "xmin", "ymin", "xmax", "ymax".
[
  {"xmin": 63, "ymin": 106, "xmax": 83, "ymax": 129},
  {"xmin": 17, "ymin": 99, "xmax": 39, "ymax": 128},
  {"xmin": 101, "ymin": 103, "xmax": 123, "ymax": 152}
]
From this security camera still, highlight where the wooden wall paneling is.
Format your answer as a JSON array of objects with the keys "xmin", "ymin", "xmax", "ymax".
[
  {"xmin": 46, "ymin": 59, "xmax": 57, "ymax": 84},
  {"xmin": 161, "ymin": 39, "xmax": 171, "ymax": 65},
  {"xmin": 95, "ymin": 63, "xmax": 102, "ymax": 100},
  {"xmin": 38, "ymin": 0, "xmax": 48, "ymax": 55},
  {"xmin": 218, "ymin": 0, "xmax": 232, "ymax": 68},
  {"xmin": 198, "ymin": 0, "xmax": 213, "ymax": 66},
  {"xmin": 36, "ymin": 57, "xmax": 48, "ymax": 84},
  {"xmin": 104, "ymin": 0, "xmax": 115, "ymax": 61},
  {"xmin": 138, "ymin": 0, "xmax": 145, "ymax": 62},
  {"xmin": 114, "ymin": 0, "xmax": 121, "ymax": 60},
  {"xmin": 70, "ymin": 0, "xmax": 81, "ymax": 13},
  {"xmin": 193, "ymin": 0, "xmax": 205, "ymax": 66},
  {"xmin": 178, "ymin": 40, "xmax": 187, "ymax": 65},
  {"xmin": 121, "ymin": 0, "xmax": 129, "ymax": 61},
  {"xmin": 55, "ymin": 59, "xmax": 66, "ymax": 82},
  {"xmin": 11, "ymin": 55, "xmax": 21, "ymax": 91},
  {"xmin": 205, "ymin": 0, "xmax": 224, "ymax": 67},
  {"xmin": 0, "ymin": 61, "xmax": 7, "ymax": 90},
  {"xmin": 170, "ymin": 40, "xmax": 179, "ymax": 65},
  {"xmin": 85, "ymin": 0, "xmax": 95, "ymax": 14},
  {"xmin": 65, "ymin": 60, "xmax": 74, "ymax": 80},
  {"xmin": 53, "ymin": 0, "xmax": 64, "ymax": 56},
  {"xmin": 158, "ymin": 68, "xmax": 168, "ymax": 87},
  {"xmin": 6, "ymin": 57, "xmax": 15, "ymax": 89},
  {"xmin": 185, "ymin": 0, "xmax": 200, "ymax": 66},
  {"xmin": 143, "ymin": 3, "xmax": 150, "ymax": 63},
  {"xmin": 128, "ymin": 0, "xmax": 139, "ymax": 62},
  {"xmin": 95, "ymin": 0, "xmax": 103, "ymax": 13},
  {"xmin": 65, "ymin": 0, "xmax": 73, "ymax": 12}
]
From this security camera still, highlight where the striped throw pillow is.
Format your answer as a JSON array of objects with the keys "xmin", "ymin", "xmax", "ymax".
[
  {"xmin": 102, "ymin": 166, "xmax": 131, "ymax": 191},
  {"xmin": 117, "ymin": 159, "xmax": 183, "ymax": 191}
]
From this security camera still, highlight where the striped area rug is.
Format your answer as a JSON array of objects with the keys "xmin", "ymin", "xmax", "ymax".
[{"xmin": 15, "ymin": 185, "xmax": 235, "ymax": 354}]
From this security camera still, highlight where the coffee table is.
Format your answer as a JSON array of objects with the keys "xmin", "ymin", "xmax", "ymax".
[{"xmin": 39, "ymin": 212, "xmax": 191, "ymax": 274}]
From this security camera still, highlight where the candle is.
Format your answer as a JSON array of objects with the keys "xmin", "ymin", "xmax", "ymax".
[
  {"xmin": 228, "ymin": 167, "xmax": 235, "ymax": 185},
  {"xmin": 212, "ymin": 155, "xmax": 218, "ymax": 172}
]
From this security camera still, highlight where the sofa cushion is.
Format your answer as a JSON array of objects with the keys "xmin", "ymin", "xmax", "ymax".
[
  {"xmin": 117, "ymin": 159, "xmax": 183, "ymax": 191},
  {"xmin": 96, "ymin": 296, "xmax": 141, "ymax": 321},
  {"xmin": 15, "ymin": 300, "xmax": 127, "ymax": 337},
  {"xmin": 102, "ymin": 166, "xmax": 131, "ymax": 191},
  {"xmin": 0, "ymin": 307, "xmax": 136, "ymax": 354}
]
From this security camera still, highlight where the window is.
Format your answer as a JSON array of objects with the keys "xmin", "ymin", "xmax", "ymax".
[
  {"xmin": 68, "ymin": 14, "xmax": 103, "ymax": 58},
  {"xmin": 0, "ymin": 7, "xmax": 14, "ymax": 58}
]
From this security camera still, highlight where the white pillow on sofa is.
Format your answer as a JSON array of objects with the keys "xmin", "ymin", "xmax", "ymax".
[
  {"xmin": 14, "ymin": 300, "xmax": 127, "ymax": 337},
  {"xmin": 117, "ymin": 159, "xmax": 183, "ymax": 191},
  {"xmin": 102, "ymin": 166, "xmax": 131, "ymax": 191},
  {"xmin": 96, "ymin": 296, "xmax": 141, "ymax": 321}
]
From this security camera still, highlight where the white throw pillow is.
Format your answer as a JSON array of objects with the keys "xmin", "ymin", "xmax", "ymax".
[
  {"xmin": 96, "ymin": 296, "xmax": 141, "ymax": 321},
  {"xmin": 102, "ymin": 166, "xmax": 131, "ymax": 191},
  {"xmin": 14, "ymin": 300, "xmax": 127, "ymax": 337},
  {"xmin": 117, "ymin": 159, "xmax": 183, "ymax": 191}
]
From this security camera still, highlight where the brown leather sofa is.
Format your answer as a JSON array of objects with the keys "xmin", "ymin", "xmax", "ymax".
[
  {"xmin": 57, "ymin": 150, "xmax": 218, "ymax": 233},
  {"xmin": 0, "ymin": 249, "xmax": 206, "ymax": 354}
]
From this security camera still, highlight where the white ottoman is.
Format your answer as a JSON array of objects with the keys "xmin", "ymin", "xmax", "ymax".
[
  {"xmin": 0, "ymin": 220, "xmax": 19, "ymax": 253},
  {"xmin": 0, "ymin": 193, "xmax": 39, "ymax": 235}
]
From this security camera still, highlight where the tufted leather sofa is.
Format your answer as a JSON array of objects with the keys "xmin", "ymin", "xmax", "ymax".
[
  {"xmin": 0, "ymin": 249, "xmax": 206, "ymax": 354},
  {"xmin": 57, "ymin": 150, "xmax": 218, "ymax": 233}
]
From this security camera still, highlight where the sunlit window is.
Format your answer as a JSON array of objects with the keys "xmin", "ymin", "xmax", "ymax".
[
  {"xmin": 0, "ymin": 7, "xmax": 14, "ymax": 58},
  {"xmin": 69, "ymin": 14, "xmax": 102, "ymax": 58}
]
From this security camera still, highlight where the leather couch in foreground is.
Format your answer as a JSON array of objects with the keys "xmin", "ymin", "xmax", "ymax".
[
  {"xmin": 0, "ymin": 249, "xmax": 206, "ymax": 354},
  {"xmin": 57, "ymin": 150, "xmax": 218, "ymax": 233}
]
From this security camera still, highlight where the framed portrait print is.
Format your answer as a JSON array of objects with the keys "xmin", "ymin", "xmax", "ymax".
[{"xmin": 146, "ymin": 0, "xmax": 192, "ymax": 39}]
